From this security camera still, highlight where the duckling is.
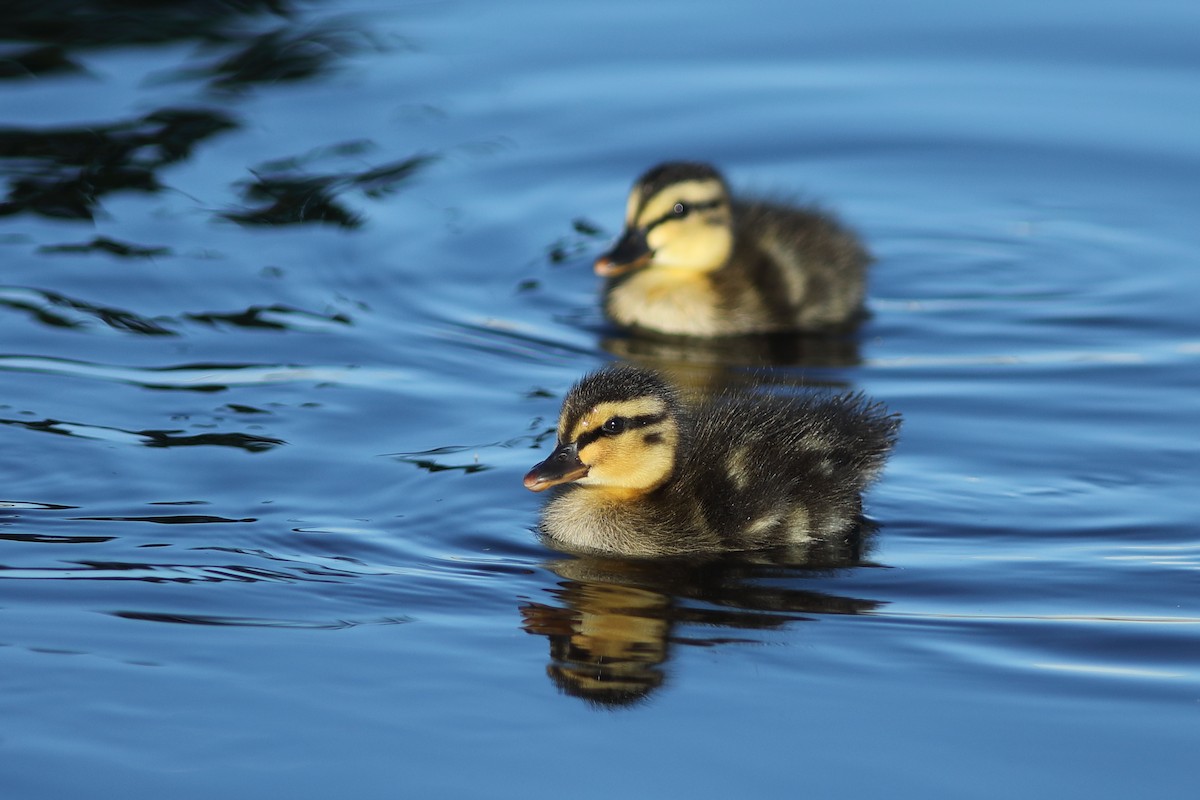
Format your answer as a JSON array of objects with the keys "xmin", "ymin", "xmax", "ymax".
[
  {"xmin": 524, "ymin": 365, "xmax": 899, "ymax": 557},
  {"xmin": 595, "ymin": 161, "xmax": 870, "ymax": 337}
]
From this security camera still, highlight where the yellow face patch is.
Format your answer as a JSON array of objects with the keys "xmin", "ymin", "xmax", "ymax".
[
  {"xmin": 559, "ymin": 396, "xmax": 678, "ymax": 495},
  {"xmin": 633, "ymin": 178, "xmax": 733, "ymax": 273},
  {"xmin": 635, "ymin": 178, "xmax": 725, "ymax": 227}
]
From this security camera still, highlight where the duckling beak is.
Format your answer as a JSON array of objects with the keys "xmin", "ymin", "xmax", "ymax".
[
  {"xmin": 523, "ymin": 442, "xmax": 589, "ymax": 492},
  {"xmin": 595, "ymin": 227, "xmax": 653, "ymax": 277}
]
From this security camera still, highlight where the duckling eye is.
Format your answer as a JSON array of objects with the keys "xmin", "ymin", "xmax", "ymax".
[
  {"xmin": 602, "ymin": 417, "xmax": 627, "ymax": 435},
  {"xmin": 672, "ymin": 202, "xmax": 688, "ymax": 217}
]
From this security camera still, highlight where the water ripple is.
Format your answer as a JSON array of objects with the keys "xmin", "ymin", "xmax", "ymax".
[
  {"xmin": 220, "ymin": 153, "xmax": 437, "ymax": 228},
  {"xmin": 0, "ymin": 532, "xmax": 114, "ymax": 544},
  {"xmin": 70, "ymin": 515, "xmax": 256, "ymax": 525},
  {"xmin": 110, "ymin": 611, "xmax": 412, "ymax": 629},
  {"xmin": 0, "ymin": 500, "xmax": 77, "ymax": 510},
  {"xmin": 866, "ymin": 340, "xmax": 1200, "ymax": 369},
  {"xmin": 0, "ymin": 285, "xmax": 175, "ymax": 335},
  {"xmin": 0, "ymin": 287, "xmax": 356, "ymax": 335},
  {"xmin": 0, "ymin": 415, "xmax": 284, "ymax": 451},
  {"xmin": 0, "ymin": 560, "xmax": 355, "ymax": 584},
  {"xmin": 38, "ymin": 236, "xmax": 171, "ymax": 258},
  {"xmin": 0, "ymin": 355, "xmax": 410, "ymax": 391}
]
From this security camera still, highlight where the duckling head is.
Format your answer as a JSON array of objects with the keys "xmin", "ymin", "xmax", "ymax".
[
  {"xmin": 595, "ymin": 162, "xmax": 734, "ymax": 278},
  {"xmin": 524, "ymin": 366, "xmax": 682, "ymax": 498}
]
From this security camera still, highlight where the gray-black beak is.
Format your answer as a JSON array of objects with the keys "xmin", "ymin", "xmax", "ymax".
[
  {"xmin": 523, "ymin": 441, "xmax": 588, "ymax": 492},
  {"xmin": 594, "ymin": 227, "xmax": 652, "ymax": 277}
]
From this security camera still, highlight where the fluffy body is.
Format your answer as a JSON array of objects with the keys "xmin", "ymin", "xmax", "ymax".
[
  {"xmin": 527, "ymin": 366, "xmax": 899, "ymax": 557},
  {"xmin": 599, "ymin": 163, "xmax": 870, "ymax": 337}
]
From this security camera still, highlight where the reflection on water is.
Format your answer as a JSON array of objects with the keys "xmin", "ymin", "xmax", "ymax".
[
  {"xmin": 1, "ymin": 0, "xmax": 299, "ymax": 49},
  {"xmin": 602, "ymin": 329, "xmax": 862, "ymax": 396},
  {"xmin": 38, "ymin": 236, "xmax": 172, "ymax": 258},
  {"xmin": 0, "ymin": 44, "xmax": 82, "ymax": 80},
  {"xmin": 0, "ymin": 0, "xmax": 428, "ymax": 229},
  {"xmin": 0, "ymin": 285, "xmax": 177, "ymax": 334},
  {"xmin": 0, "ymin": 415, "xmax": 284, "ymax": 451},
  {"xmin": 0, "ymin": 285, "xmax": 358, "ymax": 334},
  {"xmin": 545, "ymin": 217, "xmax": 610, "ymax": 265},
  {"xmin": 111, "ymin": 610, "xmax": 412, "ymax": 630},
  {"xmin": 0, "ymin": 109, "xmax": 238, "ymax": 220},
  {"xmin": 0, "ymin": 354, "xmax": 414, "ymax": 391},
  {"xmin": 522, "ymin": 523, "xmax": 882, "ymax": 707},
  {"xmin": 171, "ymin": 20, "xmax": 381, "ymax": 91},
  {"xmin": 221, "ymin": 152, "xmax": 437, "ymax": 228},
  {"xmin": 1, "ymin": 0, "xmax": 380, "ymax": 98}
]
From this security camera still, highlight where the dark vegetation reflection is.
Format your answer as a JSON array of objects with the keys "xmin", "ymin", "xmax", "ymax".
[
  {"xmin": 0, "ymin": 0, "xmax": 432, "ymax": 229},
  {"xmin": 0, "ymin": 108, "xmax": 236, "ymax": 220},
  {"xmin": 521, "ymin": 522, "xmax": 883, "ymax": 708},
  {"xmin": 222, "ymin": 150, "xmax": 437, "ymax": 228}
]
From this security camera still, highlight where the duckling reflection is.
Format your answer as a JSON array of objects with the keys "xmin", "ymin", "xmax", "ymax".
[
  {"xmin": 520, "ymin": 526, "xmax": 883, "ymax": 707},
  {"xmin": 520, "ymin": 579, "xmax": 671, "ymax": 706},
  {"xmin": 524, "ymin": 365, "xmax": 899, "ymax": 557},
  {"xmin": 601, "ymin": 328, "xmax": 862, "ymax": 398},
  {"xmin": 596, "ymin": 162, "xmax": 870, "ymax": 337}
]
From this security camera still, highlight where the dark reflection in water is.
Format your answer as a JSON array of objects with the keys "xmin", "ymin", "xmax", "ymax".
[
  {"xmin": 392, "ymin": 431, "xmax": 555, "ymax": 475},
  {"xmin": 38, "ymin": 236, "xmax": 171, "ymax": 258},
  {"xmin": 0, "ymin": 108, "xmax": 238, "ymax": 220},
  {"xmin": 0, "ymin": 286, "xmax": 176, "ymax": 334},
  {"xmin": 0, "ymin": 45, "xmax": 82, "ymax": 80},
  {"xmin": 545, "ymin": 217, "xmax": 609, "ymax": 265},
  {"xmin": 396, "ymin": 455, "xmax": 492, "ymax": 475},
  {"xmin": 0, "ymin": 532, "xmax": 114, "ymax": 544},
  {"xmin": 221, "ymin": 153, "xmax": 437, "ymax": 228},
  {"xmin": 185, "ymin": 304, "xmax": 352, "ymax": 330},
  {"xmin": 0, "ymin": 416, "xmax": 284, "ymax": 452},
  {"xmin": 111, "ymin": 611, "xmax": 411, "ymax": 629},
  {"xmin": 3, "ymin": 541, "xmax": 373, "ymax": 584},
  {"xmin": 135, "ymin": 429, "xmax": 283, "ymax": 451},
  {"xmin": 521, "ymin": 523, "xmax": 882, "ymax": 707},
  {"xmin": 0, "ymin": 1, "xmax": 296, "ymax": 48},
  {"xmin": 71, "ymin": 515, "xmax": 256, "ymax": 524},
  {"xmin": 176, "ymin": 21, "xmax": 380, "ymax": 90},
  {"xmin": 0, "ymin": 501, "xmax": 77, "ymax": 511},
  {"xmin": 0, "ymin": 0, "xmax": 374, "ymax": 96},
  {"xmin": 0, "ymin": 286, "xmax": 354, "ymax": 335},
  {"xmin": 0, "ymin": 0, "xmax": 428, "ymax": 227}
]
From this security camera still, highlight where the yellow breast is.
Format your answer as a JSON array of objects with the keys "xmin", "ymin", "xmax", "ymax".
[{"xmin": 606, "ymin": 268, "xmax": 726, "ymax": 336}]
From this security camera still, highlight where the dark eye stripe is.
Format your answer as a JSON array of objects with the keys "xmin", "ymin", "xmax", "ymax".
[
  {"xmin": 575, "ymin": 412, "xmax": 667, "ymax": 449},
  {"xmin": 643, "ymin": 198, "xmax": 724, "ymax": 233}
]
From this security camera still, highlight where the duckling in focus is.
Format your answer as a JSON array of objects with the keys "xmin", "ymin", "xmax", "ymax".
[
  {"xmin": 523, "ymin": 365, "xmax": 899, "ymax": 557},
  {"xmin": 595, "ymin": 161, "xmax": 870, "ymax": 337}
]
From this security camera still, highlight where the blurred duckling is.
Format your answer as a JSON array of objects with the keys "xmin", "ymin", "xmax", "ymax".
[
  {"xmin": 595, "ymin": 161, "xmax": 869, "ymax": 336},
  {"xmin": 524, "ymin": 365, "xmax": 899, "ymax": 557}
]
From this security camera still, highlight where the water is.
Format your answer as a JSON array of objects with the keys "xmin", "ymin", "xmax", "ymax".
[{"xmin": 2, "ymin": 1, "xmax": 1198, "ymax": 797}]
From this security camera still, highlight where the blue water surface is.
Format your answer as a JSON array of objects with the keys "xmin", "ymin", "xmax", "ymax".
[{"xmin": 1, "ymin": 1, "xmax": 1198, "ymax": 798}]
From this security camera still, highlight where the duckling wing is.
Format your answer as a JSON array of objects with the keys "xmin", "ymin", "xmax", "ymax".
[
  {"xmin": 680, "ymin": 392, "xmax": 899, "ymax": 548},
  {"xmin": 723, "ymin": 200, "xmax": 870, "ymax": 331}
]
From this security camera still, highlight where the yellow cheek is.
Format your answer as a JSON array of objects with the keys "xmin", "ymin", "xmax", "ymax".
[
  {"xmin": 577, "ymin": 438, "xmax": 610, "ymax": 468},
  {"xmin": 578, "ymin": 432, "xmax": 676, "ymax": 493},
  {"xmin": 648, "ymin": 221, "xmax": 732, "ymax": 272}
]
